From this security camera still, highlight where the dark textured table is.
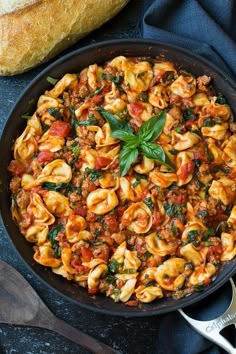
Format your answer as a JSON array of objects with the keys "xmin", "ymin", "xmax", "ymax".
[{"xmin": 0, "ymin": 1, "xmax": 168, "ymax": 353}]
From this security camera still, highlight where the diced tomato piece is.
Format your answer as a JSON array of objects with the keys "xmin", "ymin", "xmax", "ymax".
[
  {"xmin": 88, "ymin": 287, "xmax": 99, "ymax": 294},
  {"xmin": 95, "ymin": 156, "xmax": 112, "ymax": 169},
  {"xmin": 104, "ymin": 214, "xmax": 119, "ymax": 233},
  {"xmin": 125, "ymin": 300, "xmax": 139, "ymax": 307},
  {"xmin": 75, "ymin": 158, "xmax": 83, "ymax": 170},
  {"xmin": 167, "ymin": 191, "xmax": 187, "ymax": 205},
  {"xmin": 208, "ymin": 245, "xmax": 223, "ymax": 257},
  {"xmin": 129, "ymin": 102, "xmax": 144, "ymax": 118},
  {"xmin": 8, "ymin": 160, "xmax": 26, "ymax": 175},
  {"xmin": 117, "ymin": 205, "xmax": 127, "ymax": 216},
  {"xmin": 179, "ymin": 161, "xmax": 195, "ymax": 182},
  {"xmin": 95, "ymin": 244, "xmax": 110, "ymax": 262},
  {"xmin": 37, "ymin": 150, "xmax": 55, "ymax": 164},
  {"xmin": 142, "ymin": 188, "xmax": 149, "ymax": 199},
  {"xmin": 81, "ymin": 246, "xmax": 93, "ymax": 262},
  {"xmin": 152, "ymin": 211, "xmax": 162, "ymax": 226},
  {"xmin": 74, "ymin": 206, "xmax": 88, "ymax": 217},
  {"xmin": 49, "ymin": 120, "xmax": 71, "ymax": 138},
  {"xmin": 88, "ymin": 182, "xmax": 97, "ymax": 192}
]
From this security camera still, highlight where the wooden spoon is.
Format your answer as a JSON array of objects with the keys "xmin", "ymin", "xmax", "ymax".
[{"xmin": 0, "ymin": 260, "xmax": 119, "ymax": 354}]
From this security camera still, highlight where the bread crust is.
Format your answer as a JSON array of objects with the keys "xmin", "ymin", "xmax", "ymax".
[{"xmin": 0, "ymin": 0, "xmax": 129, "ymax": 75}]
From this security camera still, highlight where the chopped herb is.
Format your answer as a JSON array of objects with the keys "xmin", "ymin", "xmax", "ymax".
[
  {"xmin": 123, "ymin": 269, "xmax": 136, "ymax": 274},
  {"xmin": 21, "ymin": 114, "xmax": 31, "ymax": 120},
  {"xmin": 194, "ymin": 284, "xmax": 205, "ymax": 292},
  {"xmin": 71, "ymin": 142, "xmax": 80, "ymax": 159},
  {"xmin": 197, "ymin": 210, "xmax": 208, "ymax": 219},
  {"xmin": 137, "ymin": 72, "xmax": 146, "ymax": 78},
  {"xmin": 187, "ymin": 230, "xmax": 199, "ymax": 243},
  {"xmin": 94, "ymin": 229, "xmax": 102, "ymax": 238},
  {"xmin": 46, "ymin": 76, "xmax": 58, "ymax": 85},
  {"xmin": 216, "ymin": 95, "xmax": 227, "ymax": 105},
  {"xmin": 105, "ymin": 274, "xmax": 116, "ymax": 285},
  {"xmin": 144, "ymin": 251, "xmax": 152, "ymax": 259},
  {"xmin": 193, "ymin": 240, "xmax": 200, "ymax": 247},
  {"xmin": 185, "ymin": 262, "xmax": 194, "ymax": 270},
  {"xmin": 164, "ymin": 201, "xmax": 183, "ymax": 218},
  {"xmin": 88, "ymin": 86, "xmax": 104, "ymax": 98},
  {"xmin": 191, "ymin": 129, "xmax": 201, "ymax": 136},
  {"xmin": 206, "ymin": 146, "xmax": 214, "ymax": 162},
  {"xmin": 174, "ymin": 126, "xmax": 182, "ymax": 133},
  {"xmin": 47, "ymin": 224, "xmax": 64, "ymax": 257},
  {"xmin": 85, "ymin": 167, "xmax": 102, "ymax": 182},
  {"xmin": 108, "ymin": 259, "xmax": 119, "ymax": 273},
  {"xmin": 164, "ymin": 72, "xmax": 175, "ymax": 82},
  {"xmin": 97, "ymin": 215, "xmax": 104, "ymax": 223},
  {"xmin": 145, "ymin": 281, "xmax": 156, "ymax": 287},
  {"xmin": 132, "ymin": 179, "xmax": 140, "ymax": 188},
  {"xmin": 169, "ymin": 149, "xmax": 178, "ymax": 155},
  {"xmin": 42, "ymin": 182, "xmax": 65, "ymax": 191},
  {"xmin": 202, "ymin": 228, "xmax": 215, "ymax": 241},
  {"xmin": 183, "ymin": 107, "xmax": 195, "ymax": 121},
  {"xmin": 112, "ymin": 289, "xmax": 121, "ymax": 302},
  {"xmin": 77, "ymin": 187, "xmax": 82, "ymax": 195},
  {"xmin": 101, "ymin": 73, "xmax": 123, "ymax": 85},
  {"xmin": 204, "ymin": 241, "xmax": 213, "ymax": 247},
  {"xmin": 202, "ymin": 118, "xmax": 216, "ymax": 127},
  {"xmin": 144, "ymin": 197, "xmax": 154, "ymax": 211},
  {"xmin": 48, "ymin": 108, "xmax": 63, "ymax": 120},
  {"xmin": 139, "ymin": 92, "xmax": 149, "ymax": 102}
]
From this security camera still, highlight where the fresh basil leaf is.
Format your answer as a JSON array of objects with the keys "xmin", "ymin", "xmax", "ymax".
[
  {"xmin": 141, "ymin": 142, "xmax": 174, "ymax": 170},
  {"xmin": 138, "ymin": 111, "xmax": 166, "ymax": 142},
  {"xmin": 98, "ymin": 108, "xmax": 133, "ymax": 133},
  {"xmin": 112, "ymin": 130, "xmax": 139, "ymax": 146},
  {"xmin": 119, "ymin": 145, "xmax": 139, "ymax": 177}
]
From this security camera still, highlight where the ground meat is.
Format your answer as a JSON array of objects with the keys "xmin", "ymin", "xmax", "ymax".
[
  {"xmin": 10, "ymin": 176, "xmax": 21, "ymax": 193},
  {"xmin": 168, "ymin": 106, "xmax": 183, "ymax": 121},
  {"xmin": 230, "ymin": 122, "xmax": 236, "ymax": 133},
  {"xmin": 197, "ymin": 75, "xmax": 211, "ymax": 91},
  {"xmin": 111, "ymin": 231, "xmax": 126, "ymax": 244},
  {"xmin": 77, "ymin": 127, "xmax": 96, "ymax": 148},
  {"xmin": 16, "ymin": 190, "xmax": 30, "ymax": 209},
  {"xmin": 62, "ymin": 151, "xmax": 74, "ymax": 164}
]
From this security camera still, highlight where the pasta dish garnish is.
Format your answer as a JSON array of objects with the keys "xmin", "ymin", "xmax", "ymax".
[{"xmin": 8, "ymin": 56, "xmax": 236, "ymax": 305}]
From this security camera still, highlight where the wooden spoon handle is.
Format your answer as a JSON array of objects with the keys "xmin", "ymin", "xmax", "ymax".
[{"xmin": 46, "ymin": 316, "xmax": 120, "ymax": 354}]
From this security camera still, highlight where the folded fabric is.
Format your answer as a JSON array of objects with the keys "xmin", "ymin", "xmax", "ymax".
[
  {"xmin": 143, "ymin": 0, "xmax": 236, "ymax": 78},
  {"xmin": 142, "ymin": 1, "xmax": 236, "ymax": 353}
]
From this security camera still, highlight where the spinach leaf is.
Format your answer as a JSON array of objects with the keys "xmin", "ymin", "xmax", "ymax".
[
  {"xmin": 85, "ymin": 167, "xmax": 103, "ymax": 182},
  {"xmin": 47, "ymin": 224, "xmax": 64, "ymax": 257},
  {"xmin": 48, "ymin": 108, "xmax": 63, "ymax": 120}
]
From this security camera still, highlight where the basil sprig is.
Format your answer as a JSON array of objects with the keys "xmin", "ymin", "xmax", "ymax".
[{"xmin": 99, "ymin": 109, "xmax": 174, "ymax": 176}]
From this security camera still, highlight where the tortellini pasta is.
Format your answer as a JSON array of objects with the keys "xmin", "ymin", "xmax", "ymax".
[{"xmin": 8, "ymin": 55, "xmax": 236, "ymax": 306}]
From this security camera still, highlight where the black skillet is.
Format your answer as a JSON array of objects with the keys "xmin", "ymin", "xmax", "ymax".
[{"xmin": 0, "ymin": 39, "xmax": 236, "ymax": 317}]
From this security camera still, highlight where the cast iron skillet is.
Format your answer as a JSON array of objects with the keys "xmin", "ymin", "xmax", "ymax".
[{"xmin": 0, "ymin": 39, "xmax": 236, "ymax": 317}]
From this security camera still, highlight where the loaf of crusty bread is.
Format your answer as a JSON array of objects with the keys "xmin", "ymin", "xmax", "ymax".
[{"xmin": 0, "ymin": 0, "xmax": 129, "ymax": 75}]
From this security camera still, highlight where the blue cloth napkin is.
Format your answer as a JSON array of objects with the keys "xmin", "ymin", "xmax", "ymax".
[
  {"xmin": 142, "ymin": 1, "xmax": 236, "ymax": 353},
  {"xmin": 143, "ymin": 0, "xmax": 236, "ymax": 79}
]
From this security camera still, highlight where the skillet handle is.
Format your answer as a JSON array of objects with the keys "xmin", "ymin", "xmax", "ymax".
[
  {"xmin": 44, "ymin": 315, "xmax": 120, "ymax": 354},
  {"xmin": 179, "ymin": 278, "xmax": 236, "ymax": 354}
]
